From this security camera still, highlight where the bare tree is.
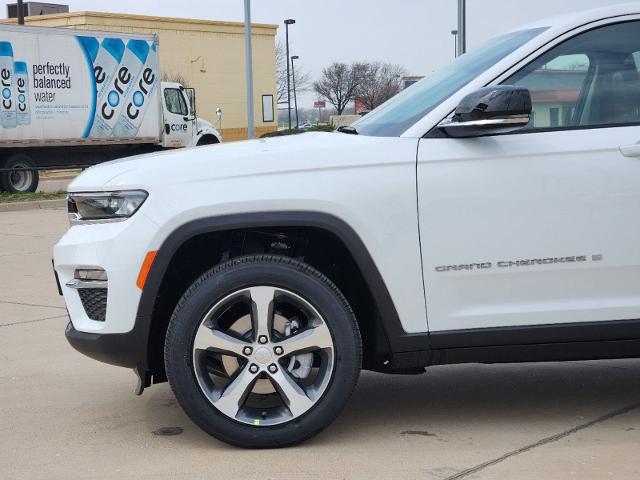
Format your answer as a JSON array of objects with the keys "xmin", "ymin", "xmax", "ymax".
[
  {"xmin": 162, "ymin": 72, "xmax": 190, "ymax": 88},
  {"xmin": 357, "ymin": 62, "xmax": 407, "ymax": 112},
  {"xmin": 313, "ymin": 62, "xmax": 368, "ymax": 115},
  {"xmin": 275, "ymin": 41, "xmax": 311, "ymax": 104}
]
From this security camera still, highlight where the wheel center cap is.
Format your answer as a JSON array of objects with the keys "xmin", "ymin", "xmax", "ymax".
[{"xmin": 254, "ymin": 347, "xmax": 272, "ymax": 364}]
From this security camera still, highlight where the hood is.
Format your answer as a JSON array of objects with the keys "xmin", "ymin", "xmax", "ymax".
[
  {"xmin": 69, "ymin": 132, "xmax": 402, "ymax": 191},
  {"xmin": 196, "ymin": 116, "xmax": 216, "ymax": 133}
]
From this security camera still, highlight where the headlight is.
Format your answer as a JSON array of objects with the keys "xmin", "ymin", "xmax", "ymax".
[{"xmin": 68, "ymin": 190, "xmax": 148, "ymax": 224}]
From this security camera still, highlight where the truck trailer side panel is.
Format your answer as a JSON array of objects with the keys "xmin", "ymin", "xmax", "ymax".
[{"xmin": 0, "ymin": 24, "xmax": 161, "ymax": 147}]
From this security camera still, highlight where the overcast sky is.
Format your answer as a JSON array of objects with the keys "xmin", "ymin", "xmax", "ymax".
[{"xmin": 12, "ymin": 0, "xmax": 623, "ymax": 107}]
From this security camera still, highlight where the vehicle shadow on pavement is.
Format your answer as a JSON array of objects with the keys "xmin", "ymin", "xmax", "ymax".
[{"xmin": 141, "ymin": 359, "xmax": 640, "ymax": 449}]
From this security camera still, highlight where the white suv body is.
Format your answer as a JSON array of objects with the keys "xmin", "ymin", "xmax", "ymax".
[{"xmin": 54, "ymin": 4, "xmax": 640, "ymax": 447}]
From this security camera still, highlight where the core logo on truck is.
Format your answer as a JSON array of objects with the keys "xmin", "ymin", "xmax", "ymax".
[
  {"xmin": 171, "ymin": 123, "xmax": 188, "ymax": 132},
  {"xmin": 101, "ymin": 66, "xmax": 132, "ymax": 120},
  {"xmin": 16, "ymin": 80, "xmax": 25, "ymax": 106},
  {"xmin": 126, "ymin": 67, "xmax": 155, "ymax": 120},
  {"xmin": 1, "ymin": 69, "xmax": 11, "ymax": 109},
  {"xmin": 14, "ymin": 61, "xmax": 29, "ymax": 125}
]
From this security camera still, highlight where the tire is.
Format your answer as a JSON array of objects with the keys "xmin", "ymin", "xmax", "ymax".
[
  {"xmin": 164, "ymin": 255, "xmax": 362, "ymax": 448},
  {"xmin": 0, "ymin": 154, "xmax": 39, "ymax": 193}
]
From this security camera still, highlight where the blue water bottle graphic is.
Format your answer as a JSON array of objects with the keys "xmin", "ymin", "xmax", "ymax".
[
  {"xmin": 91, "ymin": 39, "xmax": 149, "ymax": 138},
  {"xmin": 14, "ymin": 61, "xmax": 30, "ymax": 126},
  {"xmin": 113, "ymin": 42, "xmax": 158, "ymax": 138},
  {"xmin": 0, "ymin": 41, "xmax": 17, "ymax": 129},
  {"xmin": 95, "ymin": 38, "xmax": 125, "ymax": 102},
  {"xmin": 79, "ymin": 37, "xmax": 126, "ymax": 104}
]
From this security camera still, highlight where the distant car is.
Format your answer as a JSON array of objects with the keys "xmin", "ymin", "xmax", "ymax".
[
  {"xmin": 298, "ymin": 122, "xmax": 313, "ymax": 130},
  {"xmin": 55, "ymin": 3, "xmax": 640, "ymax": 448}
]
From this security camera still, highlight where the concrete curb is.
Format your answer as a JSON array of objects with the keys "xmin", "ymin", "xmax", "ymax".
[{"xmin": 0, "ymin": 198, "xmax": 66, "ymax": 213}]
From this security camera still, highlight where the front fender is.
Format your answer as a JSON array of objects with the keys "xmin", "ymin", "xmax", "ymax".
[
  {"xmin": 136, "ymin": 212, "xmax": 427, "ymax": 356},
  {"xmin": 189, "ymin": 125, "xmax": 222, "ymax": 147}
]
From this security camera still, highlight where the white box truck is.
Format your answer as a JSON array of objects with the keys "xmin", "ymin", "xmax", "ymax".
[{"xmin": 0, "ymin": 24, "xmax": 221, "ymax": 193}]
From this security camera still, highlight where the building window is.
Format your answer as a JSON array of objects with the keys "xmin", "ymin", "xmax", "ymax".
[
  {"xmin": 550, "ymin": 108, "xmax": 560, "ymax": 127},
  {"xmin": 262, "ymin": 95, "xmax": 274, "ymax": 123}
]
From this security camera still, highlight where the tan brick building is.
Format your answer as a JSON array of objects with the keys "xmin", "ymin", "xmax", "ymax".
[{"xmin": 4, "ymin": 11, "xmax": 278, "ymax": 141}]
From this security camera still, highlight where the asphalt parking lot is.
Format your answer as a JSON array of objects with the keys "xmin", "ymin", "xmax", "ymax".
[{"xmin": 2, "ymin": 207, "xmax": 640, "ymax": 480}]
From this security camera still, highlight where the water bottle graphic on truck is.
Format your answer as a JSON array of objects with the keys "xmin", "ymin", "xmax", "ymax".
[
  {"xmin": 0, "ymin": 42, "xmax": 32, "ymax": 128},
  {"xmin": 15, "ymin": 61, "xmax": 30, "ymax": 125},
  {"xmin": 0, "ymin": 41, "xmax": 17, "ymax": 129},
  {"xmin": 113, "ymin": 42, "xmax": 157, "ymax": 138},
  {"xmin": 78, "ymin": 36, "xmax": 124, "ymax": 121},
  {"xmin": 90, "ymin": 39, "xmax": 150, "ymax": 138}
]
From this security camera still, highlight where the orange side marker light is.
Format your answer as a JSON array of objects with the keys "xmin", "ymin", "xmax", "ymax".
[{"xmin": 137, "ymin": 251, "xmax": 158, "ymax": 290}]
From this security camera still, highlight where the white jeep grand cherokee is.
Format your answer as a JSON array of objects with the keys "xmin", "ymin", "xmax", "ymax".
[{"xmin": 54, "ymin": 4, "xmax": 640, "ymax": 447}]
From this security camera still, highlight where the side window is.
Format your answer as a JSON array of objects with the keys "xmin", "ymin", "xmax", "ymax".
[
  {"xmin": 503, "ymin": 21, "xmax": 640, "ymax": 130},
  {"xmin": 511, "ymin": 54, "xmax": 589, "ymax": 129},
  {"xmin": 164, "ymin": 88, "xmax": 188, "ymax": 116}
]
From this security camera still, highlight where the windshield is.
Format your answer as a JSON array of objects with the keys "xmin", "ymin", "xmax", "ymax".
[{"xmin": 354, "ymin": 27, "xmax": 548, "ymax": 137}]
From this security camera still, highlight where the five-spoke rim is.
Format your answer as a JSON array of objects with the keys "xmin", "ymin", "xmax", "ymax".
[{"xmin": 191, "ymin": 286, "xmax": 335, "ymax": 426}]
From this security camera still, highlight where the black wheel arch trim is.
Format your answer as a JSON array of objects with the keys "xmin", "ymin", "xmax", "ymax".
[{"xmin": 135, "ymin": 211, "xmax": 430, "ymax": 368}]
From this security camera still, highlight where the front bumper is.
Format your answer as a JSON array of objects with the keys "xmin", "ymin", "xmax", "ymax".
[
  {"xmin": 64, "ymin": 320, "xmax": 148, "ymax": 369},
  {"xmin": 65, "ymin": 320, "xmax": 153, "ymax": 393},
  {"xmin": 53, "ymin": 211, "xmax": 158, "ymax": 335},
  {"xmin": 54, "ymin": 208, "xmax": 161, "ymax": 390}
]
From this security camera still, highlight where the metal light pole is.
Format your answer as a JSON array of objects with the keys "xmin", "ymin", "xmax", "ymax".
[
  {"xmin": 284, "ymin": 19, "xmax": 295, "ymax": 130},
  {"xmin": 243, "ymin": 0, "xmax": 255, "ymax": 139},
  {"xmin": 451, "ymin": 30, "xmax": 458, "ymax": 58},
  {"xmin": 291, "ymin": 55, "xmax": 299, "ymax": 129},
  {"xmin": 17, "ymin": 0, "xmax": 25, "ymax": 25},
  {"xmin": 457, "ymin": 0, "xmax": 466, "ymax": 56}
]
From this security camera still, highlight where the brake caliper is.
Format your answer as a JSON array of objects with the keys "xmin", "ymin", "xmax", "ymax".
[{"xmin": 285, "ymin": 318, "xmax": 313, "ymax": 379}]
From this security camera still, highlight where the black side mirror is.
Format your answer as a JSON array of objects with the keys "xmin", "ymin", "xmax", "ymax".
[{"xmin": 437, "ymin": 85, "xmax": 532, "ymax": 138}]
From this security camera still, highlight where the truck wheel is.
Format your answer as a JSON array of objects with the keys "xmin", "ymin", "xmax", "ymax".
[
  {"xmin": 164, "ymin": 255, "xmax": 362, "ymax": 448},
  {"xmin": 196, "ymin": 135, "xmax": 219, "ymax": 146},
  {"xmin": 0, "ymin": 154, "xmax": 39, "ymax": 193}
]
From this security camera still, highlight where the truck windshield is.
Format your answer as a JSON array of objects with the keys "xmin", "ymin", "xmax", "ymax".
[{"xmin": 354, "ymin": 27, "xmax": 548, "ymax": 137}]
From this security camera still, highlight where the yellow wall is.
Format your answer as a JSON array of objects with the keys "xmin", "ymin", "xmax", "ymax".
[{"xmin": 6, "ymin": 12, "xmax": 278, "ymax": 141}]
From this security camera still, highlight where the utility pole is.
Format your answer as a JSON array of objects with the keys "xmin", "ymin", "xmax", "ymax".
[
  {"xmin": 243, "ymin": 0, "xmax": 255, "ymax": 139},
  {"xmin": 17, "ymin": 0, "xmax": 25, "ymax": 25},
  {"xmin": 291, "ymin": 55, "xmax": 299, "ymax": 129},
  {"xmin": 457, "ymin": 0, "xmax": 466, "ymax": 56},
  {"xmin": 284, "ymin": 19, "xmax": 296, "ymax": 130}
]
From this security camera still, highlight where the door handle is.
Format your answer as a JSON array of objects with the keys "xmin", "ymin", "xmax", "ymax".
[{"xmin": 620, "ymin": 144, "xmax": 640, "ymax": 157}]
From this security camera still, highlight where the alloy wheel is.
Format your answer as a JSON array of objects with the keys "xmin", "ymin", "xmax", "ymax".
[{"xmin": 191, "ymin": 285, "xmax": 335, "ymax": 426}]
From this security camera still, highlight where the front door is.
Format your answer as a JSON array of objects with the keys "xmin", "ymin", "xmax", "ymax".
[
  {"xmin": 162, "ymin": 86, "xmax": 194, "ymax": 148},
  {"xmin": 418, "ymin": 20, "xmax": 640, "ymax": 335}
]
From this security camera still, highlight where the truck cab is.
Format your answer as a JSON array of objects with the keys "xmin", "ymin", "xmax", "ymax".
[{"xmin": 160, "ymin": 81, "xmax": 221, "ymax": 149}]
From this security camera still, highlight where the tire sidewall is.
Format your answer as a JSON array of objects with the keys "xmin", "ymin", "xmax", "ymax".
[
  {"xmin": 164, "ymin": 256, "xmax": 361, "ymax": 448},
  {"xmin": 0, "ymin": 154, "xmax": 39, "ymax": 193}
]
